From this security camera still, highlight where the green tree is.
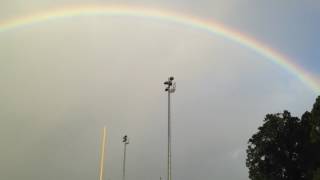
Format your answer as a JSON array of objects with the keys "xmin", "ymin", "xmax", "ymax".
[
  {"xmin": 313, "ymin": 168, "xmax": 320, "ymax": 180},
  {"xmin": 246, "ymin": 96, "xmax": 320, "ymax": 180}
]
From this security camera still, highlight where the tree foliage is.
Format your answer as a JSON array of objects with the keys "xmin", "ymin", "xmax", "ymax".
[
  {"xmin": 313, "ymin": 168, "xmax": 320, "ymax": 180},
  {"xmin": 246, "ymin": 97, "xmax": 320, "ymax": 180}
]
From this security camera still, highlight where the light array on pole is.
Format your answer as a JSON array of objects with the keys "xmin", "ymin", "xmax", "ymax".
[
  {"xmin": 123, "ymin": 135, "xmax": 129, "ymax": 144},
  {"xmin": 164, "ymin": 76, "xmax": 176, "ymax": 93},
  {"xmin": 164, "ymin": 76, "xmax": 175, "ymax": 180}
]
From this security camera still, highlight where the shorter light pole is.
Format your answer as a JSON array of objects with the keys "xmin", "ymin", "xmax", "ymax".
[{"xmin": 122, "ymin": 135, "xmax": 129, "ymax": 180}]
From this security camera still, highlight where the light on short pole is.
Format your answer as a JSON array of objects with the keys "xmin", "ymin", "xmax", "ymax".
[{"xmin": 122, "ymin": 135, "xmax": 129, "ymax": 180}]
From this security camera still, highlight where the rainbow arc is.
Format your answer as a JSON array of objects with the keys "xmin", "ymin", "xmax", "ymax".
[{"xmin": 0, "ymin": 4, "xmax": 319, "ymax": 93}]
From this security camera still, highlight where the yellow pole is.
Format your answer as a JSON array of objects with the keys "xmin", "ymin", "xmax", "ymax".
[{"xmin": 99, "ymin": 127, "xmax": 107, "ymax": 180}]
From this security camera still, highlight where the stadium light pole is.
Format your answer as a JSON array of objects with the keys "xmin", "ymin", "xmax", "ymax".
[
  {"xmin": 164, "ymin": 76, "xmax": 176, "ymax": 180},
  {"xmin": 122, "ymin": 135, "xmax": 129, "ymax": 180}
]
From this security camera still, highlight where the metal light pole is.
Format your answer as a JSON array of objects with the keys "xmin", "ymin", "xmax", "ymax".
[
  {"xmin": 164, "ymin": 76, "xmax": 176, "ymax": 180},
  {"xmin": 122, "ymin": 135, "xmax": 129, "ymax": 180}
]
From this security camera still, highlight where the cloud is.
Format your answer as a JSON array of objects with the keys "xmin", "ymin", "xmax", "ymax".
[
  {"xmin": 0, "ymin": 1, "xmax": 318, "ymax": 180},
  {"xmin": 229, "ymin": 147, "xmax": 245, "ymax": 159}
]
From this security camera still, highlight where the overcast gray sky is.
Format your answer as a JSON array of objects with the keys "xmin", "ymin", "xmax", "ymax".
[{"xmin": 0, "ymin": 1, "xmax": 319, "ymax": 180}]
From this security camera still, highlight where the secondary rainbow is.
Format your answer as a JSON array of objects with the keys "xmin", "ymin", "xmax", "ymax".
[{"xmin": 0, "ymin": 4, "xmax": 319, "ymax": 93}]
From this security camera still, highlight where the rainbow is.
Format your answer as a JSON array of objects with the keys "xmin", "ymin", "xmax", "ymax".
[{"xmin": 0, "ymin": 4, "xmax": 319, "ymax": 93}]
